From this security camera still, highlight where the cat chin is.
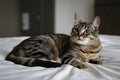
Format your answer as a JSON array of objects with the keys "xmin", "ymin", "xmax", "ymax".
[{"xmin": 76, "ymin": 38, "xmax": 90, "ymax": 45}]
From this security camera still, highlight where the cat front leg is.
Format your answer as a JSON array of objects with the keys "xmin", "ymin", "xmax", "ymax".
[
  {"xmin": 89, "ymin": 56, "xmax": 102, "ymax": 64},
  {"xmin": 68, "ymin": 58, "xmax": 87, "ymax": 69},
  {"xmin": 89, "ymin": 59, "xmax": 102, "ymax": 64},
  {"xmin": 62, "ymin": 53, "xmax": 87, "ymax": 69}
]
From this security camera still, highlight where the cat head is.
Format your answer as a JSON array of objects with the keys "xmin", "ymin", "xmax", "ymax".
[{"xmin": 70, "ymin": 14, "xmax": 100, "ymax": 45}]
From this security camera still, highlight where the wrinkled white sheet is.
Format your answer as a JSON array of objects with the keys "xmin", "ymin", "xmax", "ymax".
[{"xmin": 0, "ymin": 35, "xmax": 120, "ymax": 80}]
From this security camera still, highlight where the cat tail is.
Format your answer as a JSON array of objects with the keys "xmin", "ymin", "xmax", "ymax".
[{"xmin": 6, "ymin": 54, "xmax": 62, "ymax": 68}]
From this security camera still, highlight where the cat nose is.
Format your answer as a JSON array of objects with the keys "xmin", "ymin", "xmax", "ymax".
[{"xmin": 78, "ymin": 37, "xmax": 81, "ymax": 40}]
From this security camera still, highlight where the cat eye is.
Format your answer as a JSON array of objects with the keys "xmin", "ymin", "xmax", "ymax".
[{"xmin": 73, "ymin": 28, "xmax": 79, "ymax": 33}]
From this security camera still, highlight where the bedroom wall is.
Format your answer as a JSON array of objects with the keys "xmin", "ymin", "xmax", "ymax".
[
  {"xmin": 0, "ymin": 0, "xmax": 20, "ymax": 37},
  {"xmin": 0, "ymin": 0, "xmax": 95, "ymax": 37},
  {"xmin": 55, "ymin": 0, "xmax": 95, "ymax": 35}
]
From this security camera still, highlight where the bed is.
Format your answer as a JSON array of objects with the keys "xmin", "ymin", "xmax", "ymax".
[{"xmin": 0, "ymin": 35, "xmax": 120, "ymax": 80}]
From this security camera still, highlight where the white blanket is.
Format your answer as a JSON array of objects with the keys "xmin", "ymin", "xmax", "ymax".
[{"xmin": 0, "ymin": 35, "xmax": 120, "ymax": 80}]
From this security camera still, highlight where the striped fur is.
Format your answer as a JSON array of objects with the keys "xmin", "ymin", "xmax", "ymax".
[{"xmin": 5, "ymin": 16, "xmax": 102, "ymax": 69}]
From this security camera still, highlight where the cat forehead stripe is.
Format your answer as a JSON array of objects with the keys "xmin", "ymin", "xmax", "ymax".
[
  {"xmin": 74, "ymin": 22, "xmax": 89, "ymax": 28},
  {"xmin": 80, "ymin": 22, "xmax": 89, "ymax": 27}
]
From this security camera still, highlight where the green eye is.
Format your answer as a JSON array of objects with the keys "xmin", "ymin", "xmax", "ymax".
[
  {"xmin": 74, "ymin": 28, "xmax": 79, "ymax": 32},
  {"xmin": 85, "ymin": 29, "xmax": 89, "ymax": 32}
]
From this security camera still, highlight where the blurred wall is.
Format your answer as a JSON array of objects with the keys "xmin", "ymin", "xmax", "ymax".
[
  {"xmin": 0, "ymin": 0, "xmax": 95, "ymax": 37},
  {"xmin": 55, "ymin": 0, "xmax": 95, "ymax": 35},
  {"xmin": 95, "ymin": 0, "xmax": 120, "ymax": 35},
  {"xmin": 0, "ymin": 0, "xmax": 20, "ymax": 37}
]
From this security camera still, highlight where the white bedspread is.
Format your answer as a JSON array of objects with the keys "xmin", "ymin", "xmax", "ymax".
[{"xmin": 0, "ymin": 35, "xmax": 120, "ymax": 80}]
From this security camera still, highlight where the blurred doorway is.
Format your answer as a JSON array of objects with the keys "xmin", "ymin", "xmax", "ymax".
[
  {"xmin": 95, "ymin": 0, "xmax": 120, "ymax": 35},
  {"xmin": 20, "ymin": 0, "xmax": 55, "ymax": 36}
]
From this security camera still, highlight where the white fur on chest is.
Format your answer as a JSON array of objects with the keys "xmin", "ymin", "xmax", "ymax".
[{"xmin": 77, "ymin": 38, "xmax": 90, "ymax": 45}]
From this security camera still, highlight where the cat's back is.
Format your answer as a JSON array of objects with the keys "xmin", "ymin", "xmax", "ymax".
[
  {"xmin": 32, "ymin": 34, "xmax": 70, "ymax": 50},
  {"xmin": 7, "ymin": 34, "xmax": 70, "ymax": 56},
  {"xmin": 17, "ymin": 34, "xmax": 70, "ymax": 45},
  {"xmin": 29, "ymin": 34, "xmax": 70, "ymax": 45}
]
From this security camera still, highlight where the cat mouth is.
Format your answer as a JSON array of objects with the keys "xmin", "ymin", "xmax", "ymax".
[
  {"xmin": 77, "ymin": 40, "xmax": 82, "ymax": 43},
  {"xmin": 76, "ymin": 37, "xmax": 90, "ymax": 45},
  {"xmin": 77, "ymin": 36, "xmax": 84, "ymax": 41},
  {"xmin": 78, "ymin": 37, "xmax": 82, "ymax": 40}
]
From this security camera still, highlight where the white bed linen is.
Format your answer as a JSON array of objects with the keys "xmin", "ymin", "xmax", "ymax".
[{"xmin": 0, "ymin": 35, "xmax": 120, "ymax": 80}]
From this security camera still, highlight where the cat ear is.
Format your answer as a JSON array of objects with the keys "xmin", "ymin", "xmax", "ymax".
[
  {"xmin": 92, "ymin": 16, "xmax": 100, "ymax": 29},
  {"xmin": 74, "ymin": 13, "xmax": 82, "ymax": 25}
]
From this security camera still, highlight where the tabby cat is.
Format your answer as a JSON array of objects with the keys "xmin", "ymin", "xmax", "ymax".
[{"xmin": 5, "ymin": 14, "xmax": 102, "ymax": 69}]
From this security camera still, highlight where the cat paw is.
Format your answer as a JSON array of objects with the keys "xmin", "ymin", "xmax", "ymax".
[
  {"xmin": 70, "ymin": 61, "xmax": 87, "ymax": 69},
  {"xmin": 76, "ymin": 63, "xmax": 87, "ymax": 69},
  {"xmin": 89, "ymin": 59, "xmax": 102, "ymax": 64}
]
